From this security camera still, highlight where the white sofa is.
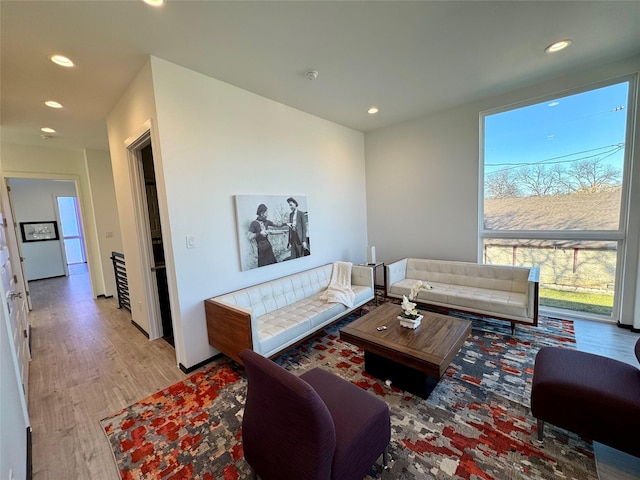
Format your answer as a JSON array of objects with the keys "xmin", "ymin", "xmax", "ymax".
[
  {"xmin": 205, "ymin": 263, "xmax": 374, "ymax": 364},
  {"xmin": 386, "ymin": 258, "xmax": 539, "ymax": 332}
]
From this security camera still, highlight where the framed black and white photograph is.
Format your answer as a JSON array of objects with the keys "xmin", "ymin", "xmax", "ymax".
[
  {"xmin": 20, "ymin": 221, "xmax": 60, "ymax": 242},
  {"xmin": 235, "ymin": 195, "xmax": 310, "ymax": 271}
]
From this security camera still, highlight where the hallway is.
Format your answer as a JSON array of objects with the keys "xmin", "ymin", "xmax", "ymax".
[
  {"xmin": 25, "ymin": 265, "xmax": 640, "ymax": 479},
  {"xmin": 27, "ymin": 265, "xmax": 186, "ymax": 480}
]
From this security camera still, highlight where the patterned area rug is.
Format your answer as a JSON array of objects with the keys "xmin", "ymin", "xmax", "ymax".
[{"xmin": 100, "ymin": 314, "xmax": 596, "ymax": 480}]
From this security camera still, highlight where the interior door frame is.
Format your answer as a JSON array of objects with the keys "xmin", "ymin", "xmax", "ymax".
[
  {"xmin": 3, "ymin": 172, "xmax": 95, "ymax": 301},
  {"xmin": 125, "ymin": 123, "xmax": 164, "ymax": 340}
]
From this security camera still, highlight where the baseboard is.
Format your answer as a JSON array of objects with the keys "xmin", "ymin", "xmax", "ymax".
[
  {"xmin": 130, "ymin": 320, "xmax": 149, "ymax": 338},
  {"xmin": 27, "ymin": 426, "xmax": 32, "ymax": 480},
  {"xmin": 28, "ymin": 274, "xmax": 66, "ymax": 282},
  {"xmin": 179, "ymin": 353, "xmax": 222, "ymax": 374},
  {"xmin": 616, "ymin": 321, "xmax": 639, "ymax": 333}
]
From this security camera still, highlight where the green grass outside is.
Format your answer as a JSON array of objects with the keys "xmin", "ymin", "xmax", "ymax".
[{"xmin": 540, "ymin": 287, "xmax": 613, "ymax": 316}]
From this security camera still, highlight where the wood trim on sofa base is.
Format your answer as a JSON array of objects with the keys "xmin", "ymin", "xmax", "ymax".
[{"xmin": 205, "ymin": 299, "xmax": 253, "ymax": 364}]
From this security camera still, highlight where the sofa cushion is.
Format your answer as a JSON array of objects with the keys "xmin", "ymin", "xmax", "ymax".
[
  {"xmin": 257, "ymin": 285, "xmax": 372, "ymax": 355},
  {"xmin": 389, "ymin": 279, "xmax": 528, "ymax": 319},
  {"xmin": 258, "ymin": 293, "xmax": 343, "ymax": 354},
  {"xmin": 406, "ymin": 259, "xmax": 530, "ymax": 294}
]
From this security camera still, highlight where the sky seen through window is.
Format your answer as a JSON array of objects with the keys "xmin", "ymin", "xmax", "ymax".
[{"xmin": 484, "ymin": 82, "xmax": 628, "ymax": 180}]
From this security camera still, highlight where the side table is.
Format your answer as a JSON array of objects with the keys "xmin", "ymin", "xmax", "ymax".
[{"xmin": 359, "ymin": 262, "xmax": 385, "ymax": 305}]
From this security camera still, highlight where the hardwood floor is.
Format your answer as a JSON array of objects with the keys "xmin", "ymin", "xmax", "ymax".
[
  {"xmin": 27, "ymin": 267, "xmax": 640, "ymax": 479},
  {"xmin": 27, "ymin": 266, "xmax": 188, "ymax": 480}
]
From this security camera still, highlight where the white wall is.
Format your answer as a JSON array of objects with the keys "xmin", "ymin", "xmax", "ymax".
[
  {"xmin": 366, "ymin": 106, "xmax": 480, "ymax": 264},
  {"xmin": 9, "ymin": 178, "xmax": 76, "ymax": 280},
  {"xmin": 366, "ymin": 54, "xmax": 640, "ymax": 328},
  {"xmin": 107, "ymin": 57, "xmax": 368, "ymax": 369},
  {"xmin": 1, "ymin": 143, "xmax": 120, "ymax": 297},
  {"xmin": 106, "ymin": 60, "xmax": 159, "ymax": 337},
  {"xmin": 85, "ymin": 149, "xmax": 123, "ymax": 297}
]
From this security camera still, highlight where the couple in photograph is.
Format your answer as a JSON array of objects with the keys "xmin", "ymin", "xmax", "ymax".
[{"xmin": 248, "ymin": 197, "xmax": 308, "ymax": 267}]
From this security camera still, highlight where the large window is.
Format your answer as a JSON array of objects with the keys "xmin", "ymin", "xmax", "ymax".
[
  {"xmin": 481, "ymin": 80, "xmax": 632, "ymax": 321},
  {"xmin": 57, "ymin": 196, "xmax": 86, "ymax": 265}
]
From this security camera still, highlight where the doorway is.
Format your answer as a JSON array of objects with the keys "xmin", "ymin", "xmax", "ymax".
[
  {"xmin": 139, "ymin": 143, "xmax": 174, "ymax": 346},
  {"xmin": 6, "ymin": 177, "xmax": 88, "ymax": 302}
]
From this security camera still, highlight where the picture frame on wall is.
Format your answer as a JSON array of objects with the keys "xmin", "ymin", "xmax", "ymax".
[
  {"xmin": 20, "ymin": 221, "xmax": 60, "ymax": 242},
  {"xmin": 235, "ymin": 194, "xmax": 310, "ymax": 271}
]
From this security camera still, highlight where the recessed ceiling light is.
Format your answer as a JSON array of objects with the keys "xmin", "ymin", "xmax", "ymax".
[
  {"xmin": 548, "ymin": 101, "xmax": 560, "ymax": 107},
  {"xmin": 545, "ymin": 39, "xmax": 572, "ymax": 53},
  {"xmin": 45, "ymin": 100, "xmax": 63, "ymax": 109},
  {"xmin": 41, "ymin": 127, "xmax": 56, "ymax": 133},
  {"xmin": 49, "ymin": 54, "xmax": 74, "ymax": 67},
  {"xmin": 368, "ymin": 107, "xmax": 379, "ymax": 115},
  {"xmin": 142, "ymin": 0, "xmax": 165, "ymax": 6}
]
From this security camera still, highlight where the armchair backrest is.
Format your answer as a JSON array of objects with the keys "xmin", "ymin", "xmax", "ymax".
[
  {"xmin": 635, "ymin": 337, "xmax": 640, "ymax": 365},
  {"xmin": 240, "ymin": 349, "xmax": 336, "ymax": 480}
]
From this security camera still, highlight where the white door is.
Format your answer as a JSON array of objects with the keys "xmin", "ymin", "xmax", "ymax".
[{"xmin": 0, "ymin": 211, "xmax": 30, "ymax": 401}]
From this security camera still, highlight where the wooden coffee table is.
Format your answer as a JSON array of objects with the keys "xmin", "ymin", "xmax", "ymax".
[{"xmin": 340, "ymin": 303, "xmax": 472, "ymax": 398}]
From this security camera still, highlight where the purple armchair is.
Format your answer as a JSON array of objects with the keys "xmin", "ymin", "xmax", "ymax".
[
  {"xmin": 240, "ymin": 349, "xmax": 391, "ymax": 480},
  {"xmin": 531, "ymin": 337, "xmax": 640, "ymax": 457}
]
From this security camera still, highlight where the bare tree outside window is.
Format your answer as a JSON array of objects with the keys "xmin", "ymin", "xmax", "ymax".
[
  {"xmin": 561, "ymin": 157, "xmax": 622, "ymax": 194},
  {"xmin": 484, "ymin": 170, "xmax": 520, "ymax": 199},
  {"xmin": 516, "ymin": 164, "xmax": 562, "ymax": 197},
  {"xmin": 485, "ymin": 157, "xmax": 622, "ymax": 199}
]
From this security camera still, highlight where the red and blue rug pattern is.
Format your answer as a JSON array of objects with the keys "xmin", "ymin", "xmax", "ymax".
[{"xmin": 100, "ymin": 315, "xmax": 596, "ymax": 480}]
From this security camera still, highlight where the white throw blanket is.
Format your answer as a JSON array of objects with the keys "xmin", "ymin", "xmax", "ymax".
[{"xmin": 320, "ymin": 261, "xmax": 355, "ymax": 308}]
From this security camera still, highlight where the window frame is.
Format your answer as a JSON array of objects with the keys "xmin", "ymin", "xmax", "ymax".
[{"xmin": 478, "ymin": 74, "xmax": 637, "ymax": 323}]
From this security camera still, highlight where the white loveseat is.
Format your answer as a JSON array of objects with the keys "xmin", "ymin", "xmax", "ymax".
[
  {"xmin": 386, "ymin": 258, "xmax": 539, "ymax": 332},
  {"xmin": 205, "ymin": 263, "xmax": 374, "ymax": 364}
]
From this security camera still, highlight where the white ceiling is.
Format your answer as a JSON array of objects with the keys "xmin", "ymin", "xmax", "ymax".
[{"xmin": 2, "ymin": 1, "xmax": 639, "ymax": 151}]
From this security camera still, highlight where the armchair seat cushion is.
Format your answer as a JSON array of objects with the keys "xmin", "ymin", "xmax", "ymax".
[
  {"xmin": 301, "ymin": 368, "xmax": 391, "ymax": 480},
  {"xmin": 531, "ymin": 345, "xmax": 640, "ymax": 457},
  {"xmin": 240, "ymin": 349, "xmax": 391, "ymax": 480}
]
